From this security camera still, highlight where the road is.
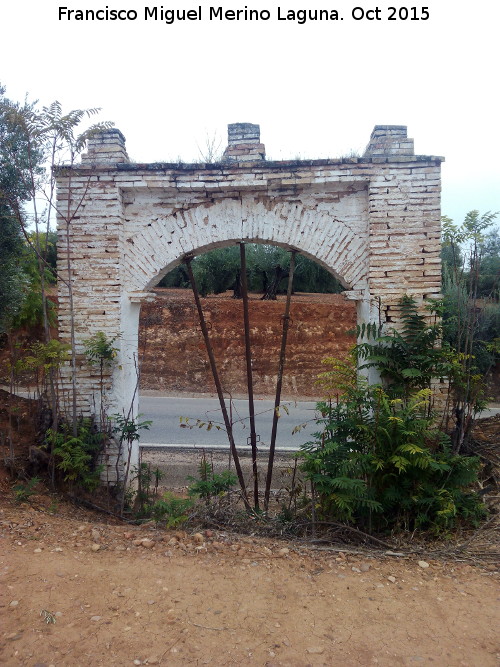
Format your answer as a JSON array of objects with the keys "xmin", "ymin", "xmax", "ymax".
[{"xmin": 139, "ymin": 395, "xmax": 320, "ymax": 450}]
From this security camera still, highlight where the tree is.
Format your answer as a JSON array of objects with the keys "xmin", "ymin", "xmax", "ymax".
[
  {"xmin": 0, "ymin": 84, "xmax": 42, "ymax": 334},
  {"xmin": 0, "ymin": 205, "xmax": 25, "ymax": 334},
  {"xmin": 439, "ymin": 211, "xmax": 500, "ymax": 449},
  {"xmin": 1, "ymin": 85, "xmax": 113, "ymax": 433},
  {"xmin": 158, "ymin": 243, "xmax": 344, "ymax": 298}
]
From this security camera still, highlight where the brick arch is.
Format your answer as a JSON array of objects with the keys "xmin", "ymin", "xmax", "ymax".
[{"xmin": 121, "ymin": 194, "xmax": 368, "ymax": 293}]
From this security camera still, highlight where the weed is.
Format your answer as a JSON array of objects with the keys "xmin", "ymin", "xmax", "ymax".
[
  {"xmin": 147, "ymin": 492, "xmax": 194, "ymax": 528},
  {"xmin": 13, "ymin": 476, "xmax": 41, "ymax": 502},
  {"xmin": 187, "ymin": 452, "xmax": 237, "ymax": 504}
]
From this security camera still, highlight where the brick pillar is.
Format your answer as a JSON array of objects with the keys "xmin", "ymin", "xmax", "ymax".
[
  {"xmin": 81, "ymin": 128, "xmax": 129, "ymax": 164},
  {"xmin": 222, "ymin": 122, "xmax": 266, "ymax": 162},
  {"xmin": 364, "ymin": 125, "xmax": 415, "ymax": 157}
]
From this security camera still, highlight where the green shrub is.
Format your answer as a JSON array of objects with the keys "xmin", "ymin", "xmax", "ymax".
[
  {"xmin": 45, "ymin": 419, "xmax": 104, "ymax": 491},
  {"xmin": 13, "ymin": 476, "xmax": 41, "ymax": 502},
  {"xmin": 300, "ymin": 385, "xmax": 486, "ymax": 533},
  {"xmin": 147, "ymin": 492, "xmax": 193, "ymax": 528},
  {"xmin": 187, "ymin": 456, "xmax": 237, "ymax": 501}
]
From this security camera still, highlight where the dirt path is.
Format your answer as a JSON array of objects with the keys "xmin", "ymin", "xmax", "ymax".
[{"xmin": 1, "ymin": 501, "xmax": 499, "ymax": 667}]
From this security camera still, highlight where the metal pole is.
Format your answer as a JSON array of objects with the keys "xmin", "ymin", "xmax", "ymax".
[
  {"xmin": 183, "ymin": 256, "xmax": 250, "ymax": 510},
  {"xmin": 239, "ymin": 243, "xmax": 259, "ymax": 510},
  {"xmin": 264, "ymin": 250, "xmax": 297, "ymax": 513}
]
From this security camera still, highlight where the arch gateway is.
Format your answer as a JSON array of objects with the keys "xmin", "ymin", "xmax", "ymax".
[{"xmin": 56, "ymin": 123, "xmax": 443, "ymax": 472}]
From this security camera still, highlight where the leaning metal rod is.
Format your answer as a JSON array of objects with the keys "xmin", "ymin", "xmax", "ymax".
[
  {"xmin": 183, "ymin": 256, "xmax": 250, "ymax": 510},
  {"xmin": 264, "ymin": 250, "xmax": 297, "ymax": 513},
  {"xmin": 239, "ymin": 243, "xmax": 259, "ymax": 510}
]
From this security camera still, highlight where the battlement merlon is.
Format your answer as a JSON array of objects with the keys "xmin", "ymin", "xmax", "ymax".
[{"xmin": 72, "ymin": 124, "xmax": 444, "ymax": 168}]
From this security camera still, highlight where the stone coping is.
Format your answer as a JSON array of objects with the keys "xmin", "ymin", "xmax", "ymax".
[{"xmin": 54, "ymin": 153, "xmax": 444, "ymax": 174}]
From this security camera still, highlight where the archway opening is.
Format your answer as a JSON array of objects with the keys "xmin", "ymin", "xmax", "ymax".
[{"xmin": 136, "ymin": 242, "xmax": 357, "ymax": 504}]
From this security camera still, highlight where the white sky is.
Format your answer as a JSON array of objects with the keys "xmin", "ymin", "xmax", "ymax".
[{"xmin": 2, "ymin": 0, "xmax": 499, "ymax": 224}]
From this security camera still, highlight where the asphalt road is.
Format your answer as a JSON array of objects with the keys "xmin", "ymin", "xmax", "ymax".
[{"xmin": 139, "ymin": 395, "xmax": 320, "ymax": 450}]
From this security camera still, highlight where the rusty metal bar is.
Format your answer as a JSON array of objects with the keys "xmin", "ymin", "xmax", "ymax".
[
  {"xmin": 239, "ymin": 243, "xmax": 259, "ymax": 510},
  {"xmin": 183, "ymin": 256, "xmax": 250, "ymax": 510},
  {"xmin": 264, "ymin": 250, "xmax": 297, "ymax": 513}
]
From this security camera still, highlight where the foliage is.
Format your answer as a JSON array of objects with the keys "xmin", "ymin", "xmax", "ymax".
[
  {"xmin": 13, "ymin": 476, "xmax": 41, "ymax": 502},
  {"xmin": 129, "ymin": 461, "xmax": 163, "ymax": 516},
  {"xmin": 187, "ymin": 454, "xmax": 237, "ymax": 501},
  {"xmin": 111, "ymin": 413, "xmax": 152, "ymax": 514},
  {"xmin": 45, "ymin": 419, "xmax": 104, "ymax": 491},
  {"xmin": 146, "ymin": 492, "xmax": 194, "ymax": 528},
  {"xmin": 1, "ymin": 84, "xmax": 114, "ymax": 436},
  {"xmin": 356, "ymin": 295, "xmax": 453, "ymax": 398},
  {"xmin": 158, "ymin": 243, "xmax": 343, "ymax": 298},
  {"xmin": 315, "ymin": 351, "xmax": 358, "ymax": 400},
  {"xmin": 441, "ymin": 211, "xmax": 500, "ymax": 449},
  {"xmin": 0, "ymin": 210, "xmax": 25, "ymax": 335},
  {"xmin": 84, "ymin": 331, "xmax": 120, "ymax": 428},
  {"xmin": 83, "ymin": 331, "xmax": 120, "ymax": 368},
  {"xmin": 302, "ymin": 294, "xmax": 487, "ymax": 534},
  {"xmin": 0, "ymin": 84, "xmax": 43, "ymax": 335},
  {"xmin": 17, "ymin": 339, "xmax": 71, "ymax": 389},
  {"xmin": 300, "ymin": 385, "xmax": 486, "ymax": 533},
  {"xmin": 112, "ymin": 413, "xmax": 152, "ymax": 444}
]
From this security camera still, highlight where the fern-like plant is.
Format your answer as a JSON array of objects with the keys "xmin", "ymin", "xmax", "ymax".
[{"xmin": 301, "ymin": 384, "xmax": 485, "ymax": 533}]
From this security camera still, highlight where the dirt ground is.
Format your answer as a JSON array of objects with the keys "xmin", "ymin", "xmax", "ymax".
[{"xmin": 1, "ymin": 493, "xmax": 499, "ymax": 667}]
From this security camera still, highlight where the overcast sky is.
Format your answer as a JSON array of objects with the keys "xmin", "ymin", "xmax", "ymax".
[{"xmin": 2, "ymin": 0, "xmax": 499, "ymax": 224}]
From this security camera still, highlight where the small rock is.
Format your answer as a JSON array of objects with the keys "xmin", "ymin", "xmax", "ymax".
[
  {"xmin": 91, "ymin": 543, "xmax": 101, "ymax": 552},
  {"xmin": 133, "ymin": 660, "xmax": 142, "ymax": 665},
  {"xmin": 6, "ymin": 632, "xmax": 22, "ymax": 641},
  {"xmin": 387, "ymin": 576, "xmax": 397, "ymax": 583},
  {"xmin": 91, "ymin": 529, "xmax": 101, "ymax": 542},
  {"xmin": 9, "ymin": 600, "xmax": 19, "ymax": 607},
  {"xmin": 33, "ymin": 548, "xmax": 43, "ymax": 553},
  {"xmin": 262, "ymin": 547, "xmax": 273, "ymax": 556},
  {"xmin": 141, "ymin": 539, "xmax": 155, "ymax": 549},
  {"xmin": 360, "ymin": 563, "xmax": 371, "ymax": 572},
  {"xmin": 167, "ymin": 537, "xmax": 178, "ymax": 546},
  {"xmin": 90, "ymin": 615, "xmax": 102, "ymax": 622},
  {"xmin": 192, "ymin": 533, "xmax": 204, "ymax": 544},
  {"xmin": 133, "ymin": 539, "xmax": 144, "ymax": 546},
  {"xmin": 174, "ymin": 531, "xmax": 187, "ymax": 540},
  {"xmin": 278, "ymin": 548, "xmax": 290, "ymax": 557},
  {"xmin": 53, "ymin": 547, "xmax": 63, "ymax": 552},
  {"xmin": 77, "ymin": 525, "xmax": 87, "ymax": 532},
  {"xmin": 123, "ymin": 531, "xmax": 135, "ymax": 539},
  {"xmin": 307, "ymin": 647, "xmax": 324, "ymax": 654},
  {"xmin": 352, "ymin": 566, "xmax": 361, "ymax": 573},
  {"xmin": 418, "ymin": 560, "xmax": 430, "ymax": 569}
]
